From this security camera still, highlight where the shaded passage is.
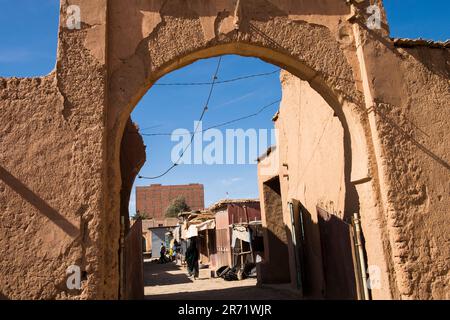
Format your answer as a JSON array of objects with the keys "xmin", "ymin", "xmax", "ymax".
[{"xmin": 144, "ymin": 260, "xmax": 301, "ymax": 300}]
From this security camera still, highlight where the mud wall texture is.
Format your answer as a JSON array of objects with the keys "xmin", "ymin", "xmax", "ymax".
[
  {"xmin": 120, "ymin": 119, "xmax": 146, "ymax": 232},
  {"xmin": 259, "ymin": 48, "xmax": 449, "ymax": 299},
  {"xmin": 0, "ymin": 0, "xmax": 109, "ymax": 299},
  {"xmin": 0, "ymin": 0, "xmax": 448, "ymax": 300},
  {"xmin": 0, "ymin": 43, "xmax": 107, "ymax": 299},
  {"xmin": 361, "ymin": 38, "xmax": 450, "ymax": 299},
  {"xmin": 276, "ymin": 72, "xmax": 347, "ymax": 217},
  {"xmin": 257, "ymin": 71, "xmax": 392, "ymax": 299},
  {"xmin": 257, "ymin": 176, "xmax": 291, "ymax": 285},
  {"xmin": 277, "ymin": 72, "xmax": 349, "ymax": 298}
]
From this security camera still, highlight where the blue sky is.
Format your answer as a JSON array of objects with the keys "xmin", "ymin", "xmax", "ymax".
[
  {"xmin": 0, "ymin": 1, "xmax": 448, "ymax": 214},
  {"xmin": 130, "ymin": 55, "xmax": 281, "ymax": 212}
]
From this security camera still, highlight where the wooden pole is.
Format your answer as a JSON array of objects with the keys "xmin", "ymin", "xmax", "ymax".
[{"xmin": 244, "ymin": 206, "xmax": 255, "ymax": 263}]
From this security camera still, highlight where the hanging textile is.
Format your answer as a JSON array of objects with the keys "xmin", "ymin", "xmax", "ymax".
[
  {"xmin": 185, "ymin": 224, "xmax": 198, "ymax": 239},
  {"xmin": 196, "ymin": 219, "xmax": 216, "ymax": 232},
  {"xmin": 231, "ymin": 225, "xmax": 251, "ymax": 247},
  {"xmin": 173, "ymin": 226, "xmax": 181, "ymax": 242}
]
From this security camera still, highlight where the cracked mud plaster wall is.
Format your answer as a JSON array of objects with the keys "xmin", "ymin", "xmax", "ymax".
[
  {"xmin": 257, "ymin": 72, "xmax": 392, "ymax": 299},
  {"xmin": 105, "ymin": 0, "xmax": 364, "ymax": 300},
  {"xmin": 260, "ymin": 43, "xmax": 450, "ymax": 299},
  {"xmin": 0, "ymin": 57, "xmax": 106, "ymax": 299},
  {"xmin": 257, "ymin": 72, "xmax": 348, "ymax": 298},
  {"xmin": 120, "ymin": 120, "xmax": 146, "ymax": 233},
  {"xmin": 276, "ymin": 72, "xmax": 347, "ymax": 298},
  {"xmin": 1, "ymin": 0, "xmax": 448, "ymax": 300},
  {"xmin": 361, "ymin": 36, "xmax": 450, "ymax": 299},
  {"xmin": 0, "ymin": 0, "xmax": 109, "ymax": 299}
]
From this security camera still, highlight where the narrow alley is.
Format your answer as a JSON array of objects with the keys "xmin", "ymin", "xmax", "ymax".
[{"xmin": 143, "ymin": 259, "xmax": 302, "ymax": 300}]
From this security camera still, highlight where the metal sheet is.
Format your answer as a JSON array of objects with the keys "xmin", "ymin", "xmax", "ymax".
[
  {"xmin": 215, "ymin": 228, "xmax": 231, "ymax": 268},
  {"xmin": 150, "ymin": 228, "xmax": 168, "ymax": 258}
]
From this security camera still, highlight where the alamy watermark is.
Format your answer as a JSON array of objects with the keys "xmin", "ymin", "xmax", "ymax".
[
  {"xmin": 66, "ymin": 265, "xmax": 81, "ymax": 290},
  {"xmin": 366, "ymin": 5, "xmax": 382, "ymax": 30},
  {"xmin": 367, "ymin": 265, "xmax": 382, "ymax": 290},
  {"xmin": 66, "ymin": 5, "xmax": 81, "ymax": 30},
  {"xmin": 170, "ymin": 121, "xmax": 279, "ymax": 175}
]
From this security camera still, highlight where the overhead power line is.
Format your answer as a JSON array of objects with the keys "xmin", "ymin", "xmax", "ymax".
[
  {"xmin": 153, "ymin": 69, "xmax": 280, "ymax": 86},
  {"xmin": 139, "ymin": 99, "xmax": 281, "ymax": 137},
  {"xmin": 139, "ymin": 56, "xmax": 223, "ymax": 180}
]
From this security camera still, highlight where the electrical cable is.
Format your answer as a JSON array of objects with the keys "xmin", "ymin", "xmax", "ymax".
[
  {"xmin": 138, "ymin": 99, "xmax": 281, "ymax": 137},
  {"xmin": 138, "ymin": 56, "xmax": 223, "ymax": 180},
  {"xmin": 153, "ymin": 69, "xmax": 280, "ymax": 86}
]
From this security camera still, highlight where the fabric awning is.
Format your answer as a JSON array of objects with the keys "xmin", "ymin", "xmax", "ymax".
[
  {"xmin": 185, "ymin": 224, "xmax": 198, "ymax": 239},
  {"xmin": 231, "ymin": 225, "xmax": 251, "ymax": 247},
  {"xmin": 196, "ymin": 219, "xmax": 215, "ymax": 232},
  {"xmin": 183, "ymin": 219, "xmax": 216, "ymax": 239}
]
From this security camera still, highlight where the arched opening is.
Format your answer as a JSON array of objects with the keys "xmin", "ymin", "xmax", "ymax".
[
  {"xmin": 114, "ymin": 48, "xmax": 371, "ymax": 300},
  {"xmin": 98, "ymin": 0, "xmax": 390, "ymax": 301},
  {"xmin": 2, "ymin": 0, "xmax": 449, "ymax": 301}
]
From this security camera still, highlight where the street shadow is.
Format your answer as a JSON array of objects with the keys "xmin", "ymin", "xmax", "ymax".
[
  {"xmin": 0, "ymin": 166, "xmax": 79, "ymax": 238},
  {"xmin": 297, "ymin": 204, "xmax": 325, "ymax": 298},
  {"xmin": 372, "ymin": 103, "xmax": 450, "ymax": 172},
  {"xmin": 143, "ymin": 261, "xmax": 193, "ymax": 287},
  {"xmin": 145, "ymin": 284, "xmax": 301, "ymax": 300},
  {"xmin": 258, "ymin": 177, "xmax": 291, "ymax": 284}
]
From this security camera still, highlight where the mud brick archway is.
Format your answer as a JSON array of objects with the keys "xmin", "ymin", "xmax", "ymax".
[{"xmin": 0, "ymin": 0, "xmax": 449, "ymax": 300}]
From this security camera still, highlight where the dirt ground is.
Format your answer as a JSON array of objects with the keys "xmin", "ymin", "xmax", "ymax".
[{"xmin": 143, "ymin": 259, "xmax": 302, "ymax": 300}]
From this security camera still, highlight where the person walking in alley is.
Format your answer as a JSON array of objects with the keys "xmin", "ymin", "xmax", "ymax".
[
  {"xmin": 185, "ymin": 238, "xmax": 199, "ymax": 279},
  {"xmin": 159, "ymin": 242, "xmax": 167, "ymax": 264},
  {"xmin": 172, "ymin": 239, "xmax": 180, "ymax": 263}
]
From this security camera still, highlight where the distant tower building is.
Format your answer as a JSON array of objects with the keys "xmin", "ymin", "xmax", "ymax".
[{"xmin": 136, "ymin": 183, "xmax": 205, "ymax": 219}]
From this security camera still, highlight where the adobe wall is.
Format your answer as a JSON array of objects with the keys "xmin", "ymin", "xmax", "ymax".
[
  {"xmin": 258, "ymin": 44, "xmax": 449, "ymax": 299},
  {"xmin": 141, "ymin": 220, "xmax": 153, "ymax": 252},
  {"xmin": 279, "ymin": 71, "xmax": 349, "ymax": 298},
  {"xmin": 0, "ymin": 0, "xmax": 448, "ymax": 300},
  {"xmin": 0, "ymin": 0, "xmax": 110, "ymax": 299},
  {"xmin": 256, "ymin": 176, "xmax": 291, "ymax": 284},
  {"xmin": 120, "ymin": 119, "xmax": 146, "ymax": 232},
  {"xmin": 257, "ymin": 71, "xmax": 392, "ymax": 299},
  {"xmin": 359, "ymin": 38, "xmax": 450, "ymax": 299},
  {"xmin": 0, "ymin": 48, "xmax": 107, "ymax": 299}
]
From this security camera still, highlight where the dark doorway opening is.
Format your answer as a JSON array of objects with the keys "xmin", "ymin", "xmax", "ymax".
[
  {"xmin": 317, "ymin": 206, "xmax": 358, "ymax": 299},
  {"xmin": 258, "ymin": 176, "xmax": 291, "ymax": 284}
]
